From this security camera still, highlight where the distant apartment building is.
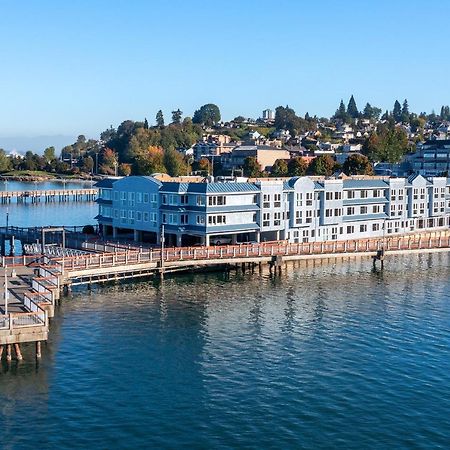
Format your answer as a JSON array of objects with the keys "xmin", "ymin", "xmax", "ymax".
[
  {"xmin": 407, "ymin": 139, "xmax": 450, "ymax": 176},
  {"xmin": 262, "ymin": 109, "xmax": 275, "ymax": 121},
  {"xmin": 96, "ymin": 174, "xmax": 450, "ymax": 247}
]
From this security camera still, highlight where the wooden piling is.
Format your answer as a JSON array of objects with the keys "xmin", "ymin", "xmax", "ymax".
[
  {"xmin": 36, "ymin": 341, "xmax": 42, "ymax": 358},
  {"xmin": 6, "ymin": 344, "xmax": 12, "ymax": 362},
  {"xmin": 14, "ymin": 343, "xmax": 23, "ymax": 360}
]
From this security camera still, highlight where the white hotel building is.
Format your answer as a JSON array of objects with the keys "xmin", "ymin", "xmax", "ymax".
[{"xmin": 96, "ymin": 174, "xmax": 450, "ymax": 246}]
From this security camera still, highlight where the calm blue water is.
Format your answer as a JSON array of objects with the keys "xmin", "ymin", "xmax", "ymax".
[{"xmin": 1, "ymin": 183, "xmax": 450, "ymax": 449}]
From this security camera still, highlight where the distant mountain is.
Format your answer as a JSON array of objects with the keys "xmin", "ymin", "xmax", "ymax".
[{"xmin": 0, "ymin": 135, "xmax": 77, "ymax": 155}]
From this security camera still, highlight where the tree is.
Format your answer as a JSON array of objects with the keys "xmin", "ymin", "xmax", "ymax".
[
  {"xmin": 171, "ymin": 109, "xmax": 183, "ymax": 125},
  {"xmin": 43, "ymin": 146, "xmax": 56, "ymax": 162},
  {"xmin": 192, "ymin": 104, "xmax": 221, "ymax": 126},
  {"xmin": 308, "ymin": 155, "xmax": 336, "ymax": 176},
  {"xmin": 196, "ymin": 158, "xmax": 210, "ymax": 175},
  {"xmin": 333, "ymin": 99, "xmax": 349, "ymax": 122},
  {"xmin": 144, "ymin": 118, "xmax": 149, "ymax": 130},
  {"xmin": 156, "ymin": 110, "xmax": 165, "ymax": 128},
  {"xmin": 82, "ymin": 155, "xmax": 94, "ymax": 173},
  {"xmin": 164, "ymin": 147, "xmax": 188, "ymax": 176},
  {"xmin": 347, "ymin": 95, "xmax": 359, "ymax": 119},
  {"xmin": 362, "ymin": 124, "xmax": 409, "ymax": 163},
  {"xmin": 0, "ymin": 149, "xmax": 12, "ymax": 172},
  {"xmin": 133, "ymin": 146, "xmax": 166, "ymax": 175},
  {"xmin": 287, "ymin": 157, "xmax": 308, "ymax": 177},
  {"xmin": 362, "ymin": 103, "xmax": 382, "ymax": 120},
  {"xmin": 118, "ymin": 163, "xmax": 132, "ymax": 176},
  {"xmin": 393, "ymin": 100, "xmax": 402, "ymax": 122},
  {"xmin": 271, "ymin": 159, "xmax": 288, "ymax": 177},
  {"xmin": 99, "ymin": 148, "xmax": 118, "ymax": 175},
  {"xmin": 243, "ymin": 156, "xmax": 263, "ymax": 177},
  {"xmin": 401, "ymin": 99, "xmax": 410, "ymax": 123},
  {"xmin": 342, "ymin": 154, "xmax": 373, "ymax": 175}
]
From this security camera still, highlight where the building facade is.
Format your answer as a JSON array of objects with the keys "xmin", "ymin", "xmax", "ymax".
[{"xmin": 96, "ymin": 174, "xmax": 450, "ymax": 246}]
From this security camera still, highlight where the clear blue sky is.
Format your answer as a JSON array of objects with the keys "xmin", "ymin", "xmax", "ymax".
[{"xmin": 0, "ymin": 0, "xmax": 449, "ymax": 140}]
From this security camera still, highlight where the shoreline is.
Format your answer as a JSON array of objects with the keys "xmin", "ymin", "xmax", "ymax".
[{"xmin": 0, "ymin": 174, "xmax": 103, "ymax": 183}]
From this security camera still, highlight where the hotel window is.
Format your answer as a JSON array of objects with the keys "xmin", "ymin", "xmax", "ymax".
[
  {"xmin": 121, "ymin": 191, "xmax": 127, "ymax": 206},
  {"xmin": 114, "ymin": 191, "xmax": 119, "ymax": 201},
  {"xmin": 263, "ymin": 194, "xmax": 271, "ymax": 208},
  {"xmin": 263, "ymin": 213, "xmax": 270, "ymax": 227},
  {"xmin": 434, "ymin": 187, "xmax": 439, "ymax": 198},
  {"xmin": 360, "ymin": 190, "xmax": 368, "ymax": 198},
  {"xmin": 208, "ymin": 215, "xmax": 226, "ymax": 225},
  {"xmin": 420, "ymin": 188, "xmax": 426, "ymax": 199},
  {"xmin": 196, "ymin": 215, "xmax": 205, "ymax": 225},
  {"xmin": 253, "ymin": 195, "xmax": 258, "ymax": 204},
  {"xmin": 169, "ymin": 214, "xmax": 177, "ymax": 225},
  {"xmin": 347, "ymin": 226, "xmax": 354, "ymax": 234},
  {"xmin": 114, "ymin": 209, "xmax": 119, "ymax": 219},
  {"xmin": 128, "ymin": 192, "xmax": 135, "ymax": 207},
  {"xmin": 373, "ymin": 189, "xmax": 380, "ymax": 198},
  {"xmin": 274, "ymin": 212, "xmax": 281, "ymax": 226},
  {"xmin": 143, "ymin": 212, "xmax": 149, "ymax": 222},
  {"xmin": 326, "ymin": 192, "xmax": 333, "ymax": 200},
  {"xmin": 373, "ymin": 205, "xmax": 380, "ymax": 213},
  {"xmin": 136, "ymin": 211, "xmax": 142, "ymax": 221},
  {"xmin": 162, "ymin": 195, "xmax": 168, "ymax": 205},
  {"xmin": 334, "ymin": 208, "xmax": 341, "ymax": 216},
  {"xmin": 295, "ymin": 211, "xmax": 301, "ymax": 225},
  {"xmin": 441, "ymin": 187, "xmax": 446, "ymax": 197},
  {"xmin": 347, "ymin": 206, "xmax": 355, "ymax": 215},
  {"xmin": 306, "ymin": 193, "xmax": 313, "ymax": 206},
  {"xmin": 420, "ymin": 203, "xmax": 425, "ymax": 214},
  {"xmin": 162, "ymin": 213, "xmax": 167, "ymax": 224},
  {"xmin": 413, "ymin": 188, "xmax": 418, "ymax": 200},
  {"xmin": 325, "ymin": 209, "xmax": 333, "ymax": 217},
  {"xmin": 347, "ymin": 190, "xmax": 355, "ymax": 199},
  {"xmin": 180, "ymin": 195, "xmax": 188, "ymax": 205},
  {"xmin": 296, "ymin": 193, "xmax": 302, "ymax": 207},
  {"xmin": 360, "ymin": 206, "xmax": 367, "ymax": 214},
  {"xmin": 208, "ymin": 196, "xmax": 226, "ymax": 206},
  {"xmin": 196, "ymin": 195, "xmax": 205, "ymax": 206},
  {"xmin": 128, "ymin": 210, "xmax": 134, "ymax": 219},
  {"xmin": 391, "ymin": 189, "xmax": 396, "ymax": 201},
  {"xmin": 334, "ymin": 192, "xmax": 342, "ymax": 200},
  {"xmin": 274, "ymin": 193, "xmax": 281, "ymax": 207},
  {"xmin": 360, "ymin": 224, "xmax": 367, "ymax": 232},
  {"xmin": 372, "ymin": 223, "xmax": 380, "ymax": 231},
  {"xmin": 169, "ymin": 195, "xmax": 178, "ymax": 206},
  {"xmin": 143, "ymin": 193, "xmax": 149, "ymax": 203},
  {"xmin": 137, "ymin": 192, "xmax": 142, "ymax": 203},
  {"xmin": 305, "ymin": 211, "xmax": 312, "ymax": 223},
  {"xmin": 180, "ymin": 214, "xmax": 188, "ymax": 225},
  {"xmin": 398, "ymin": 189, "xmax": 404, "ymax": 201},
  {"xmin": 391, "ymin": 204, "xmax": 395, "ymax": 213}
]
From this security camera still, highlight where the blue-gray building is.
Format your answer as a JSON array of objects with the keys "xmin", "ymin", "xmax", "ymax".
[{"xmin": 96, "ymin": 174, "xmax": 450, "ymax": 246}]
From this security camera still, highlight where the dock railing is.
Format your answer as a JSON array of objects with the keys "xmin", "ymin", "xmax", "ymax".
[{"xmin": 51, "ymin": 230, "xmax": 450, "ymax": 272}]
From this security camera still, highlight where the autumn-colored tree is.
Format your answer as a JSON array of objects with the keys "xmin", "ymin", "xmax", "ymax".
[
  {"xmin": 133, "ymin": 146, "xmax": 166, "ymax": 175},
  {"xmin": 99, "ymin": 148, "xmax": 117, "ymax": 175},
  {"xmin": 118, "ymin": 163, "xmax": 132, "ymax": 176}
]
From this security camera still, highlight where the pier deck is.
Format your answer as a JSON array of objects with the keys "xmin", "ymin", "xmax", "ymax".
[{"xmin": 0, "ymin": 188, "xmax": 97, "ymax": 203}]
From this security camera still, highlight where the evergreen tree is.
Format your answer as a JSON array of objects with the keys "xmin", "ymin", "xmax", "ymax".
[
  {"xmin": 334, "ymin": 99, "xmax": 348, "ymax": 122},
  {"xmin": 171, "ymin": 109, "xmax": 183, "ymax": 125},
  {"xmin": 287, "ymin": 157, "xmax": 308, "ymax": 177},
  {"xmin": 342, "ymin": 154, "xmax": 373, "ymax": 176},
  {"xmin": 393, "ymin": 100, "xmax": 402, "ymax": 122},
  {"xmin": 156, "ymin": 110, "xmax": 165, "ymax": 128},
  {"xmin": 144, "ymin": 118, "xmax": 149, "ymax": 130},
  {"xmin": 401, "ymin": 99, "xmax": 410, "ymax": 123},
  {"xmin": 347, "ymin": 95, "xmax": 359, "ymax": 119}
]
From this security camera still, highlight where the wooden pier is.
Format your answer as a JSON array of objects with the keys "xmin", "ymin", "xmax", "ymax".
[
  {"xmin": 0, "ymin": 188, "xmax": 97, "ymax": 204},
  {"xmin": 1, "ymin": 228, "xmax": 450, "ymax": 362}
]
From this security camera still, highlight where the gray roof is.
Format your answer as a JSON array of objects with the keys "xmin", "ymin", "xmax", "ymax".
[
  {"xmin": 343, "ymin": 179, "xmax": 389, "ymax": 189},
  {"xmin": 161, "ymin": 181, "xmax": 259, "ymax": 194},
  {"xmin": 95, "ymin": 178, "xmax": 116, "ymax": 188}
]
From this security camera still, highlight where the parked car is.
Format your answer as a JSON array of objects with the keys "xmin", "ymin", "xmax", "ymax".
[{"xmin": 210, "ymin": 236, "xmax": 232, "ymax": 246}]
